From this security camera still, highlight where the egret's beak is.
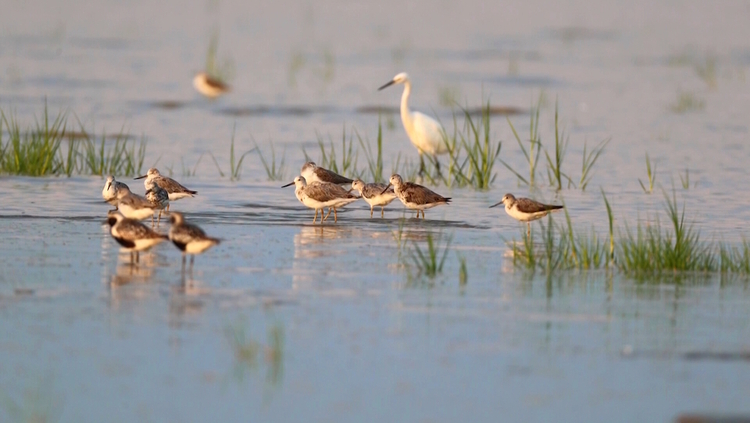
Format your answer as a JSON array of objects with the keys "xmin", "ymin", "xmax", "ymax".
[
  {"xmin": 378, "ymin": 79, "xmax": 396, "ymax": 91},
  {"xmin": 380, "ymin": 183, "xmax": 392, "ymax": 195},
  {"xmin": 281, "ymin": 181, "xmax": 295, "ymax": 188},
  {"xmin": 134, "ymin": 174, "xmax": 147, "ymax": 180},
  {"xmin": 489, "ymin": 201, "xmax": 503, "ymax": 209}
]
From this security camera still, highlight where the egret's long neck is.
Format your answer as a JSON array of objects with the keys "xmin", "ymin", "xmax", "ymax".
[{"xmin": 400, "ymin": 81, "xmax": 414, "ymax": 133}]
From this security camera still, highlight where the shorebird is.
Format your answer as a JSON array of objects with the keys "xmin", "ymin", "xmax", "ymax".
[
  {"xmin": 102, "ymin": 175, "xmax": 129, "ymax": 209},
  {"xmin": 489, "ymin": 193, "xmax": 564, "ymax": 236},
  {"xmin": 144, "ymin": 179, "xmax": 169, "ymax": 225},
  {"xmin": 378, "ymin": 72, "xmax": 448, "ymax": 175},
  {"xmin": 135, "ymin": 168, "xmax": 196, "ymax": 211},
  {"xmin": 193, "ymin": 72, "xmax": 230, "ymax": 98},
  {"xmin": 168, "ymin": 212, "xmax": 220, "ymax": 270},
  {"xmin": 351, "ymin": 178, "xmax": 397, "ymax": 218},
  {"xmin": 381, "ymin": 174, "xmax": 451, "ymax": 219},
  {"xmin": 115, "ymin": 186, "xmax": 159, "ymax": 221},
  {"xmin": 282, "ymin": 176, "xmax": 359, "ymax": 223},
  {"xmin": 300, "ymin": 161, "xmax": 353, "ymax": 186},
  {"xmin": 105, "ymin": 211, "xmax": 168, "ymax": 263}
]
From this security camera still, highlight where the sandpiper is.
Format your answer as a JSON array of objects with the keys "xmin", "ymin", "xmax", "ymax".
[
  {"xmin": 115, "ymin": 186, "xmax": 159, "ymax": 221},
  {"xmin": 144, "ymin": 179, "xmax": 169, "ymax": 225},
  {"xmin": 168, "ymin": 212, "xmax": 220, "ymax": 270},
  {"xmin": 193, "ymin": 72, "xmax": 230, "ymax": 98},
  {"xmin": 351, "ymin": 178, "xmax": 397, "ymax": 218},
  {"xmin": 300, "ymin": 161, "xmax": 354, "ymax": 186},
  {"xmin": 381, "ymin": 174, "xmax": 451, "ymax": 219},
  {"xmin": 282, "ymin": 176, "xmax": 359, "ymax": 223},
  {"xmin": 135, "ymin": 168, "xmax": 196, "ymax": 211},
  {"xmin": 489, "ymin": 193, "xmax": 564, "ymax": 236},
  {"xmin": 102, "ymin": 175, "xmax": 129, "ymax": 209},
  {"xmin": 106, "ymin": 211, "xmax": 168, "ymax": 263}
]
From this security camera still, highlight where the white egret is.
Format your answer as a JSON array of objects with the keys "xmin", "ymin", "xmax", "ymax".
[{"xmin": 378, "ymin": 72, "xmax": 448, "ymax": 175}]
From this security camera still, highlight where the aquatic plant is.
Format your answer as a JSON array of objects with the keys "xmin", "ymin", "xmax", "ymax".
[
  {"xmin": 0, "ymin": 104, "xmax": 145, "ymax": 177},
  {"xmin": 209, "ymin": 125, "xmax": 254, "ymax": 180},
  {"xmin": 638, "ymin": 153, "xmax": 656, "ymax": 194},
  {"xmin": 544, "ymin": 99, "xmax": 569, "ymax": 190},
  {"xmin": 254, "ymin": 141, "xmax": 287, "ymax": 181},
  {"xmin": 409, "ymin": 232, "xmax": 452, "ymax": 278},
  {"xmin": 670, "ymin": 90, "xmax": 705, "ymax": 113},
  {"xmin": 309, "ymin": 125, "xmax": 361, "ymax": 179},
  {"xmin": 502, "ymin": 94, "xmax": 542, "ymax": 186},
  {"xmin": 578, "ymin": 138, "xmax": 610, "ymax": 191},
  {"xmin": 357, "ymin": 119, "xmax": 385, "ymax": 183}
]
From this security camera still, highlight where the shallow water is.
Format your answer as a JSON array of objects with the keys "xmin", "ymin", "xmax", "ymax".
[{"xmin": 2, "ymin": 0, "xmax": 750, "ymax": 422}]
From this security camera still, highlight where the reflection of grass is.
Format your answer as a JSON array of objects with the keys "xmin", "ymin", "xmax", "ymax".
[
  {"xmin": 225, "ymin": 321, "xmax": 285, "ymax": 387},
  {"xmin": 0, "ymin": 103, "xmax": 145, "ymax": 177},
  {"xmin": 670, "ymin": 91, "xmax": 705, "ymax": 113}
]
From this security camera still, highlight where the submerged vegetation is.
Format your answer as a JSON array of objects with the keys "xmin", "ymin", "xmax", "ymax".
[{"xmin": 0, "ymin": 105, "xmax": 145, "ymax": 177}]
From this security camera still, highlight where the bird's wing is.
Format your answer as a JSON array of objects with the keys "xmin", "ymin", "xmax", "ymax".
[
  {"xmin": 119, "ymin": 193, "xmax": 153, "ymax": 208},
  {"xmin": 401, "ymin": 182, "xmax": 449, "ymax": 204},
  {"xmin": 157, "ymin": 177, "xmax": 196, "ymax": 194},
  {"xmin": 119, "ymin": 219, "xmax": 165, "ymax": 240},
  {"xmin": 170, "ymin": 223, "xmax": 208, "ymax": 243},
  {"xmin": 515, "ymin": 198, "xmax": 562, "ymax": 213},
  {"xmin": 363, "ymin": 183, "xmax": 392, "ymax": 198},
  {"xmin": 306, "ymin": 182, "xmax": 355, "ymax": 202},
  {"xmin": 411, "ymin": 111, "xmax": 449, "ymax": 155},
  {"xmin": 318, "ymin": 168, "xmax": 353, "ymax": 184}
]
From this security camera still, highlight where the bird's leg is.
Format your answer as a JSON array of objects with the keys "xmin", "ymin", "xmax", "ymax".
[
  {"xmin": 135, "ymin": 251, "xmax": 140, "ymax": 263},
  {"xmin": 166, "ymin": 204, "xmax": 170, "ymax": 212},
  {"xmin": 182, "ymin": 254, "xmax": 186, "ymax": 270},
  {"xmin": 381, "ymin": 206, "xmax": 385, "ymax": 218},
  {"xmin": 157, "ymin": 210, "xmax": 162, "ymax": 224},
  {"xmin": 151, "ymin": 213, "xmax": 155, "ymax": 227},
  {"xmin": 323, "ymin": 208, "xmax": 332, "ymax": 221},
  {"xmin": 313, "ymin": 209, "xmax": 318, "ymax": 224},
  {"xmin": 370, "ymin": 206, "xmax": 374, "ymax": 218},
  {"xmin": 333, "ymin": 207, "xmax": 339, "ymax": 222}
]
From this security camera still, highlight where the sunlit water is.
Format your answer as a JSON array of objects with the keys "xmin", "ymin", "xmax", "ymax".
[{"xmin": 1, "ymin": 0, "xmax": 750, "ymax": 422}]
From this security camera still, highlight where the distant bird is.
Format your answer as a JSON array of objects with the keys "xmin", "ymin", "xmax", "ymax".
[
  {"xmin": 282, "ymin": 176, "xmax": 359, "ymax": 223},
  {"xmin": 381, "ymin": 174, "xmax": 451, "ymax": 219},
  {"xmin": 135, "ymin": 168, "xmax": 196, "ymax": 211},
  {"xmin": 300, "ymin": 161, "xmax": 353, "ymax": 186},
  {"xmin": 168, "ymin": 212, "xmax": 220, "ymax": 270},
  {"xmin": 105, "ymin": 211, "xmax": 168, "ymax": 263},
  {"xmin": 193, "ymin": 72, "xmax": 230, "ymax": 98},
  {"xmin": 115, "ymin": 186, "xmax": 159, "ymax": 221},
  {"xmin": 378, "ymin": 72, "xmax": 448, "ymax": 175},
  {"xmin": 489, "ymin": 193, "xmax": 564, "ymax": 236},
  {"xmin": 102, "ymin": 175, "xmax": 129, "ymax": 210},
  {"xmin": 351, "ymin": 178, "xmax": 397, "ymax": 218}
]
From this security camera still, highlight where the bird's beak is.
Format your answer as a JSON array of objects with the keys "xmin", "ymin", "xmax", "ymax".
[
  {"xmin": 281, "ymin": 181, "xmax": 295, "ymax": 188},
  {"xmin": 378, "ymin": 79, "xmax": 396, "ymax": 91},
  {"xmin": 134, "ymin": 174, "xmax": 147, "ymax": 180},
  {"xmin": 106, "ymin": 182, "xmax": 111, "ymax": 190},
  {"xmin": 489, "ymin": 201, "xmax": 503, "ymax": 208},
  {"xmin": 380, "ymin": 183, "xmax": 392, "ymax": 195}
]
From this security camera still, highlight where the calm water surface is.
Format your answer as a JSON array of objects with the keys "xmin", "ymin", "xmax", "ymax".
[{"xmin": 1, "ymin": 0, "xmax": 750, "ymax": 422}]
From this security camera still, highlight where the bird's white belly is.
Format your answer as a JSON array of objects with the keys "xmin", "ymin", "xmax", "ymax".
[
  {"xmin": 193, "ymin": 78, "xmax": 224, "ymax": 98},
  {"xmin": 168, "ymin": 192, "xmax": 193, "ymax": 201},
  {"xmin": 184, "ymin": 239, "xmax": 216, "ymax": 254},
  {"xmin": 505, "ymin": 205, "xmax": 548, "ymax": 222},
  {"xmin": 119, "ymin": 205, "xmax": 154, "ymax": 220},
  {"xmin": 364, "ymin": 193, "xmax": 397, "ymax": 207},
  {"xmin": 132, "ymin": 237, "xmax": 165, "ymax": 251}
]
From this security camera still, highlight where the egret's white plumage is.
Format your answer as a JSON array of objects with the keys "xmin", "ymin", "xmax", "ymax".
[{"xmin": 378, "ymin": 72, "xmax": 448, "ymax": 172}]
